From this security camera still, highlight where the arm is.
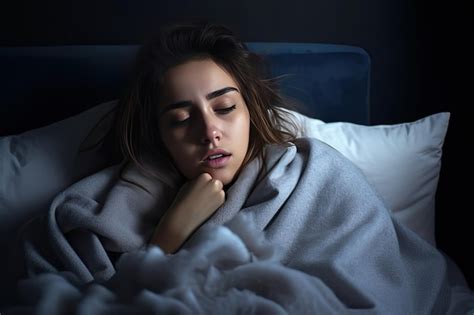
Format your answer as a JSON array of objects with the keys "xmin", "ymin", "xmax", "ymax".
[{"xmin": 149, "ymin": 173, "xmax": 225, "ymax": 254}]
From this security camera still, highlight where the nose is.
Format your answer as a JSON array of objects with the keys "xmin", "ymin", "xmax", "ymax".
[{"xmin": 199, "ymin": 115, "xmax": 222, "ymax": 146}]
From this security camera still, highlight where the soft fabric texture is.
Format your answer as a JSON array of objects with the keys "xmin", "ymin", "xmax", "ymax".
[
  {"xmin": 9, "ymin": 215, "xmax": 474, "ymax": 315},
  {"xmin": 0, "ymin": 100, "xmax": 118, "ymax": 305},
  {"xmin": 7, "ymin": 137, "xmax": 472, "ymax": 314},
  {"xmin": 284, "ymin": 109, "xmax": 449, "ymax": 246},
  {"xmin": 0, "ymin": 100, "xmax": 117, "ymax": 240}
]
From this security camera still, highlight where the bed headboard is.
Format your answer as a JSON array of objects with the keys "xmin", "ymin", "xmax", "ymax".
[{"xmin": 0, "ymin": 43, "xmax": 370, "ymax": 136}]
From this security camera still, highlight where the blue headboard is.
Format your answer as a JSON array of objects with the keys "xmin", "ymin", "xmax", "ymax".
[{"xmin": 0, "ymin": 43, "xmax": 370, "ymax": 136}]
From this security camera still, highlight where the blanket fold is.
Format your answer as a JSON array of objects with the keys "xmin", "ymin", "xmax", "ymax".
[{"xmin": 8, "ymin": 137, "xmax": 473, "ymax": 314}]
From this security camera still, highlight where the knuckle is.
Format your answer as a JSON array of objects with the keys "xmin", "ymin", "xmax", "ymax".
[{"xmin": 212, "ymin": 179, "xmax": 223, "ymax": 190}]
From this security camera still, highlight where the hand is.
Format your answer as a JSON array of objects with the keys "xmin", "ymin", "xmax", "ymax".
[
  {"xmin": 150, "ymin": 173, "xmax": 225, "ymax": 253},
  {"xmin": 168, "ymin": 173, "xmax": 226, "ymax": 231}
]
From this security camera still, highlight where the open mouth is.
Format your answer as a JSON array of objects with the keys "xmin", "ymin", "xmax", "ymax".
[
  {"xmin": 205, "ymin": 153, "xmax": 230, "ymax": 161},
  {"xmin": 202, "ymin": 154, "xmax": 231, "ymax": 168}
]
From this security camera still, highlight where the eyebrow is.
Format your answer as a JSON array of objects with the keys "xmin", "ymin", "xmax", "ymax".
[{"xmin": 160, "ymin": 86, "xmax": 239, "ymax": 116}]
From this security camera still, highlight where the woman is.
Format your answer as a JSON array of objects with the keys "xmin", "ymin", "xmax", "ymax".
[
  {"xmin": 8, "ymin": 20, "xmax": 469, "ymax": 314},
  {"xmin": 115, "ymin": 21, "xmax": 299, "ymax": 254}
]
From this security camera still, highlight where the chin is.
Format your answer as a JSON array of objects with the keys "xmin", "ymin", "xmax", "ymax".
[{"xmin": 208, "ymin": 170, "xmax": 235, "ymax": 186}]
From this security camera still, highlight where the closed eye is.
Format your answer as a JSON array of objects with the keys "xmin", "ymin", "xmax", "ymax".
[
  {"xmin": 169, "ymin": 116, "xmax": 189, "ymax": 126},
  {"xmin": 168, "ymin": 105, "xmax": 236, "ymax": 127},
  {"xmin": 216, "ymin": 105, "xmax": 236, "ymax": 114}
]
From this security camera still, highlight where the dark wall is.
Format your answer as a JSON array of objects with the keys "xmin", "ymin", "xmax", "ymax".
[
  {"xmin": 1, "ymin": 1, "xmax": 469, "ymax": 123},
  {"xmin": 413, "ymin": 1, "xmax": 472, "ymax": 288},
  {"xmin": 1, "ymin": 0, "xmax": 472, "ymax": 286},
  {"xmin": 1, "ymin": 0, "xmax": 424, "ymax": 124}
]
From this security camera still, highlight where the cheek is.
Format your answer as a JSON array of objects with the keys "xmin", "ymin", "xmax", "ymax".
[
  {"xmin": 160, "ymin": 120, "xmax": 184, "ymax": 142},
  {"xmin": 234, "ymin": 111, "xmax": 251, "ymax": 153},
  {"xmin": 237, "ymin": 109, "xmax": 251, "ymax": 137},
  {"xmin": 160, "ymin": 132, "xmax": 193, "ymax": 177},
  {"xmin": 159, "ymin": 128, "xmax": 182, "ymax": 158},
  {"xmin": 160, "ymin": 128, "xmax": 196, "ymax": 169}
]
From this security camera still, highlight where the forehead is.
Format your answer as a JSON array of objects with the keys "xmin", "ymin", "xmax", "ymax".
[{"xmin": 160, "ymin": 59, "xmax": 239, "ymax": 101}]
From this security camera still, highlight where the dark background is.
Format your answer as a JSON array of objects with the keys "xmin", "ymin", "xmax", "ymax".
[{"xmin": 1, "ymin": 0, "xmax": 472, "ymax": 287}]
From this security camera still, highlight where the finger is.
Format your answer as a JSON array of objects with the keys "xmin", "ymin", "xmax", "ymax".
[
  {"xmin": 218, "ymin": 190, "xmax": 226, "ymax": 203},
  {"xmin": 199, "ymin": 173, "xmax": 213, "ymax": 182},
  {"xmin": 211, "ymin": 178, "xmax": 223, "ymax": 191}
]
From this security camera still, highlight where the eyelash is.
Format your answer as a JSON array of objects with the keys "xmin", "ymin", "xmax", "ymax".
[
  {"xmin": 170, "ymin": 105, "xmax": 237, "ymax": 126},
  {"xmin": 216, "ymin": 104, "xmax": 237, "ymax": 114}
]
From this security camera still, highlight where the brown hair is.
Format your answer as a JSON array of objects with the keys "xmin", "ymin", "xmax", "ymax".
[{"xmin": 115, "ymin": 20, "xmax": 300, "ymax": 181}]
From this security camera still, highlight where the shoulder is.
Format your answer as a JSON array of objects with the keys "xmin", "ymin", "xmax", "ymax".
[
  {"xmin": 291, "ymin": 136, "xmax": 383, "ymax": 199},
  {"xmin": 263, "ymin": 136, "xmax": 361, "ymax": 172},
  {"xmin": 291, "ymin": 136, "xmax": 358, "ymax": 169}
]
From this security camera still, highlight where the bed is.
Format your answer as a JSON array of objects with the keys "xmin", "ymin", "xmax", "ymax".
[{"xmin": 0, "ymin": 43, "xmax": 472, "ymax": 313}]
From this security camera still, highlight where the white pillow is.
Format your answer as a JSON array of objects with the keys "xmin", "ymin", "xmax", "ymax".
[
  {"xmin": 0, "ymin": 100, "xmax": 117, "ymax": 241},
  {"xmin": 285, "ymin": 109, "xmax": 449, "ymax": 246}
]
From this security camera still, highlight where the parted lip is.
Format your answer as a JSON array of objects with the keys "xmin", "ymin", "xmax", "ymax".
[{"xmin": 201, "ymin": 149, "xmax": 231, "ymax": 162}]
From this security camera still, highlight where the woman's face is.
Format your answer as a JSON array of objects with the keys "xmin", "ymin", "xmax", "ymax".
[{"xmin": 158, "ymin": 58, "xmax": 250, "ymax": 186}]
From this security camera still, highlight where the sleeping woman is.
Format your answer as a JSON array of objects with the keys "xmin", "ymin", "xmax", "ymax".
[{"xmin": 6, "ymin": 21, "xmax": 473, "ymax": 314}]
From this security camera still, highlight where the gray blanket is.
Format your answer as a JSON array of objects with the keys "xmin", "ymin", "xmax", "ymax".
[{"xmin": 7, "ymin": 137, "xmax": 474, "ymax": 314}]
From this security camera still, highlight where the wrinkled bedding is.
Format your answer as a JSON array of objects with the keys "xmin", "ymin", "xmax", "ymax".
[{"xmin": 5, "ymin": 137, "xmax": 474, "ymax": 314}]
